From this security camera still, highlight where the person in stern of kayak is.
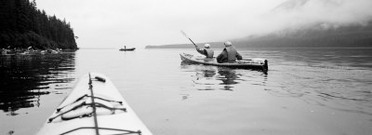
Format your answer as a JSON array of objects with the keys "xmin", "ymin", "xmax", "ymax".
[
  {"xmin": 196, "ymin": 43, "xmax": 214, "ymax": 58},
  {"xmin": 217, "ymin": 41, "xmax": 243, "ymax": 63}
]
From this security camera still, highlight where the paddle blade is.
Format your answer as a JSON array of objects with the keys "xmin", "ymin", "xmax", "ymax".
[
  {"xmin": 180, "ymin": 30, "xmax": 197, "ymax": 46},
  {"xmin": 180, "ymin": 30, "xmax": 189, "ymax": 38}
]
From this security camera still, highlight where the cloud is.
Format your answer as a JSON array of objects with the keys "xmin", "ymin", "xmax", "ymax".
[
  {"xmin": 259, "ymin": 0, "xmax": 372, "ymax": 33},
  {"xmin": 35, "ymin": 0, "xmax": 372, "ymax": 48}
]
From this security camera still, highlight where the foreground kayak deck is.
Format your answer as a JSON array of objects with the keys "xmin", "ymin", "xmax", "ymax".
[
  {"xmin": 37, "ymin": 73, "xmax": 152, "ymax": 135},
  {"xmin": 180, "ymin": 53, "xmax": 268, "ymax": 71}
]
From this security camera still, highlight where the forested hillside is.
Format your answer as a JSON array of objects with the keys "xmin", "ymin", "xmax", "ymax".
[
  {"xmin": 146, "ymin": 22, "xmax": 372, "ymax": 49},
  {"xmin": 233, "ymin": 22, "xmax": 372, "ymax": 48},
  {"xmin": 0, "ymin": 0, "xmax": 77, "ymax": 49}
]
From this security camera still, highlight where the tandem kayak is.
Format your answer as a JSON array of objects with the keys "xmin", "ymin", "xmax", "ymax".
[
  {"xmin": 37, "ymin": 73, "xmax": 152, "ymax": 135},
  {"xmin": 180, "ymin": 53, "xmax": 268, "ymax": 71}
]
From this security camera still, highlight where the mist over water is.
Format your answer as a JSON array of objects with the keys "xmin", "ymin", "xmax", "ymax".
[{"xmin": 253, "ymin": 0, "xmax": 372, "ymax": 36}]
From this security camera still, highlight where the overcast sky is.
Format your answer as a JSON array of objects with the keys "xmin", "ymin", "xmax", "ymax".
[{"xmin": 35, "ymin": 0, "xmax": 372, "ymax": 49}]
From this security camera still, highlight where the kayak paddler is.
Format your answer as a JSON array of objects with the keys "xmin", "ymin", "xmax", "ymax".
[
  {"xmin": 217, "ymin": 41, "xmax": 243, "ymax": 63},
  {"xmin": 196, "ymin": 43, "xmax": 214, "ymax": 58},
  {"xmin": 180, "ymin": 31, "xmax": 214, "ymax": 58}
]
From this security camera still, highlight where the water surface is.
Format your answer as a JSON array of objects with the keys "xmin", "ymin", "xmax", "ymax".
[{"xmin": 1, "ymin": 47, "xmax": 371, "ymax": 135}]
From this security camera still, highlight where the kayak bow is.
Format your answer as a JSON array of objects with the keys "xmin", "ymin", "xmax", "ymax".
[{"xmin": 37, "ymin": 73, "xmax": 152, "ymax": 135}]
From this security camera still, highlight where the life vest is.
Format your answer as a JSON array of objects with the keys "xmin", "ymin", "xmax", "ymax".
[
  {"xmin": 204, "ymin": 48, "xmax": 214, "ymax": 58},
  {"xmin": 225, "ymin": 46, "xmax": 238, "ymax": 62}
]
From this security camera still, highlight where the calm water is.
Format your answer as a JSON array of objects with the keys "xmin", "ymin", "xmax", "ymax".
[{"xmin": 1, "ymin": 47, "xmax": 372, "ymax": 135}]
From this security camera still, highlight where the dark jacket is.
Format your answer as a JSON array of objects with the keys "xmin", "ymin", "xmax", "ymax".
[
  {"xmin": 216, "ymin": 46, "xmax": 242, "ymax": 63},
  {"xmin": 196, "ymin": 47, "xmax": 214, "ymax": 58}
]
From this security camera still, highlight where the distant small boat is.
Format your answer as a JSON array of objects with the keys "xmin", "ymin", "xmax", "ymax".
[{"xmin": 119, "ymin": 48, "xmax": 135, "ymax": 51}]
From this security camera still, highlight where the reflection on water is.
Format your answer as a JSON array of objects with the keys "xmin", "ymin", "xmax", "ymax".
[
  {"xmin": 2, "ymin": 48, "xmax": 372, "ymax": 135},
  {"xmin": 180, "ymin": 62, "xmax": 267, "ymax": 91},
  {"xmin": 0, "ymin": 53, "xmax": 76, "ymax": 115},
  {"xmin": 218, "ymin": 69, "xmax": 239, "ymax": 85}
]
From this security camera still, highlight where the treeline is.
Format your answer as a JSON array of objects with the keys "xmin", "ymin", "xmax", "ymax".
[{"xmin": 0, "ymin": 0, "xmax": 77, "ymax": 50}]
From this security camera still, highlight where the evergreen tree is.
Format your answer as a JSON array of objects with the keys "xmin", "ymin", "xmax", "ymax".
[{"xmin": 0, "ymin": 0, "xmax": 78, "ymax": 49}]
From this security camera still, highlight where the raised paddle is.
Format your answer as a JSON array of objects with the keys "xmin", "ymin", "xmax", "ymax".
[{"xmin": 180, "ymin": 30, "xmax": 197, "ymax": 48}]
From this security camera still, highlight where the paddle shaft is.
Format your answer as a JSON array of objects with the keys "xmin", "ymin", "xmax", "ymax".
[
  {"xmin": 180, "ymin": 31, "xmax": 198, "ymax": 48},
  {"xmin": 188, "ymin": 38, "xmax": 197, "ymax": 48}
]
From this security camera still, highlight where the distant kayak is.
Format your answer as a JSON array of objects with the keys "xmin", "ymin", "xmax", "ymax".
[
  {"xmin": 180, "ymin": 53, "xmax": 268, "ymax": 71},
  {"xmin": 119, "ymin": 48, "xmax": 135, "ymax": 51},
  {"xmin": 37, "ymin": 73, "xmax": 152, "ymax": 135}
]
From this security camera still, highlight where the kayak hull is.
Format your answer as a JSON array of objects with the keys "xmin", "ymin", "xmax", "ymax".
[
  {"xmin": 180, "ymin": 53, "xmax": 268, "ymax": 71},
  {"xmin": 36, "ymin": 73, "xmax": 152, "ymax": 135},
  {"xmin": 119, "ymin": 48, "xmax": 135, "ymax": 51}
]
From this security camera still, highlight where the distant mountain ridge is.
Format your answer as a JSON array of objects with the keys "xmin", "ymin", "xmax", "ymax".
[
  {"xmin": 236, "ymin": 0, "xmax": 372, "ymax": 48},
  {"xmin": 233, "ymin": 21, "xmax": 372, "ymax": 48},
  {"xmin": 146, "ymin": 21, "xmax": 372, "ymax": 49}
]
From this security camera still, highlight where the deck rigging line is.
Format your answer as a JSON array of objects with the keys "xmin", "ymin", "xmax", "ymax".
[
  {"xmin": 50, "ymin": 73, "xmax": 142, "ymax": 135},
  {"xmin": 56, "ymin": 94, "xmax": 123, "ymax": 112},
  {"xmin": 88, "ymin": 73, "xmax": 100, "ymax": 135}
]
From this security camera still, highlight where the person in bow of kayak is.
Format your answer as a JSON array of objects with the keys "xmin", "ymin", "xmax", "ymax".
[
  {"xmin": 196, "ymin": 43, "xmax": 214, "ymax": 58},
  {"xmin": 217, "ymin": 41, "xmax": 243, "ymax": 63}
]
